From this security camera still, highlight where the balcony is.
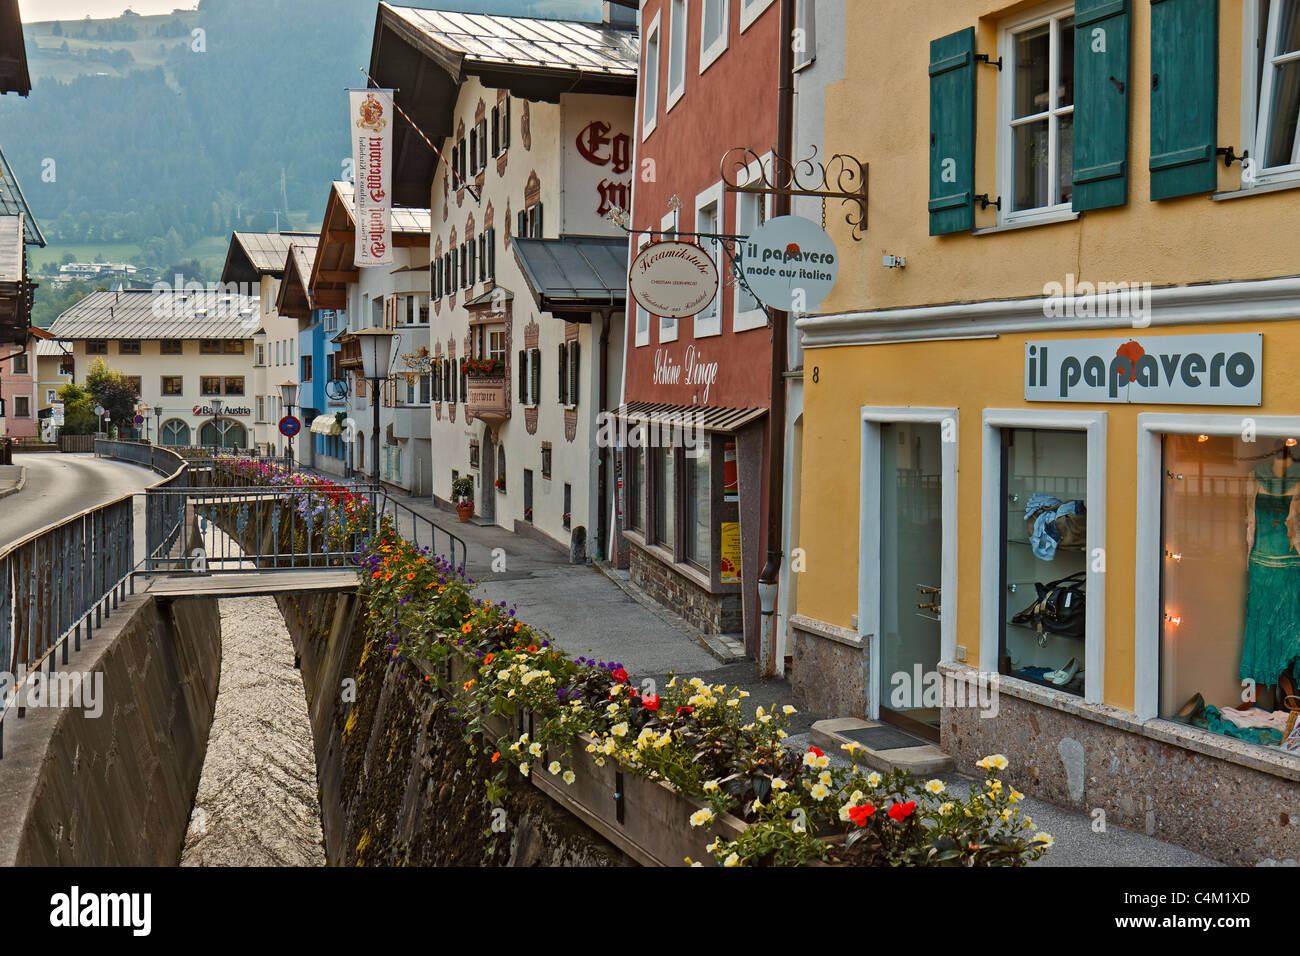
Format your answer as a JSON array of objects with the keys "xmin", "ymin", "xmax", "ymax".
[{"xmin": 466, "ymin": 374, "xmax": 509, "ymax": 425}]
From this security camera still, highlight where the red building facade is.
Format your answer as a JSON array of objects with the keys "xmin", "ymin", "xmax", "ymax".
[{"xmin": 620, "ymin": 0, "xmax": 783, "ymax": 656}]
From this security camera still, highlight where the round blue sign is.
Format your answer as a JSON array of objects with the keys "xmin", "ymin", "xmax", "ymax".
[
  {"xmin": 279, "ymin": 415, "xmax": 301, "ymax": 438},
  {"xmin": 133, "ymin": 414, "xmax": 144, "ymax": 425}
]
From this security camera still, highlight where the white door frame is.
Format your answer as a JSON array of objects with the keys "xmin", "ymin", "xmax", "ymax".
[
  {"xmin": 859, "ymin": 407, "xmax": 959, "ymax": 720},
  {"xmin": 981, "ymin": 408, "xmax": 1107, "ymax": 704}
]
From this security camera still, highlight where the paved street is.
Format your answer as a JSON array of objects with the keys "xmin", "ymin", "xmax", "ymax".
[{"xmin": 0, "ymin": 453, "xmax": 155, "ymax": 551}]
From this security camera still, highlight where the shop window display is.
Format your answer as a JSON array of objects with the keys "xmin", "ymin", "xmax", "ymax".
[
  {"xmin": 999, "ymin": 428, "xmax": 1088, "ymax": 695},
  {"xmin": 1162, "ymin": 434, "xmax": 1300, "ymax": 754}
]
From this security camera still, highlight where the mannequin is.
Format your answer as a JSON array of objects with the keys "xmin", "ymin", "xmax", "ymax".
[{"xmin": 1239, "ymin": 443, "xmax": 1300, "ymax": 689}]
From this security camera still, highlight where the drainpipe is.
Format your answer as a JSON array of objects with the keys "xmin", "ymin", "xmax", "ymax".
[
  {"xmin": 759, "ymin": 0, "xmax": 796, "ymax": 679},
  {"xmin": 598, "ymin": 307, "xmax": 612, "ymax": 562}
]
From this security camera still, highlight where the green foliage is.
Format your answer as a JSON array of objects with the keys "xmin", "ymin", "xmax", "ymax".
[
  {"xmin": 56, "ymin": 382, "xmax": 97, "ymax": 435},
  {"xmin": 83, "ymin": 358, "xmax": 137, "ymax": 428}
]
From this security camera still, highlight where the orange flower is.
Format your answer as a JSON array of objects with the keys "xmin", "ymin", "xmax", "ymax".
[
  {"xmin": 484, "ymin": 653, "xmax": 494, "ymax": 664},
  {"xmin": 407, "ymin": 573, "xmax": 416, "ymax": 581},
  {"xmin": 526, "ymin": 644, "xmax": 537, "ymax": 653},
  {"xmin": 372, "ymin": 571, "xmax": 382, "ymax": 579},
  {"xmin": 463, "ymin": 679, "xmax": 475, "ymax": 690},
  {"xmin": 384, "ymin": 573, "xmax": 392, "ymax": 580},
  {"xmin": 491, "ymin": 751, "xmax": 500, "ymax": 763},
  {"xmin": 461, "ymin": 623, "xmax": 473, "ymax": 634},
  {"xmin": 513, "ymin": 624, "xmax": 522, "ymax": 633}
]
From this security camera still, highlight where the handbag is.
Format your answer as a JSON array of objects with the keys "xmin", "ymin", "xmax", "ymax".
[
  {"xmin": 1025, "ymin": 501, "xmax": 1087, "ymax": 550},
  {"xmin": 1011, "ymin": 571, "xmax": 1086, "ymax": 645}
]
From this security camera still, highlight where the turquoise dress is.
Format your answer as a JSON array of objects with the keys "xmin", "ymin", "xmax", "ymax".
[{"xmin": 1240, "ymin": 463, "xmax": 1300, "ymax": 685}]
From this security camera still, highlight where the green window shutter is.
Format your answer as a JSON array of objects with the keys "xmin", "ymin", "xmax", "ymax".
[
  {"xmin": 1073, "ymin": 0, "xmax": 1131, "ymax": 211},
  {"xmin": 518, "ymin": 350, "xmax": 527, "ymax": 402},
  {"xmin": 557, "ymin": 342, "xmax": 567, "ymax": 403},
  {"xmin": 928, "ymin": 27, "xmax": 977, "ymax": 236},
  {"xmin": 1149, "ymin": 0, "xmax": 1219, "ymax": 200}
]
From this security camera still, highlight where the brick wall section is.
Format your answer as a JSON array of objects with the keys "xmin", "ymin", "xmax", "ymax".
[{"xmin": 628, "ymin": 540, "xmax": 741, "ymax": 636}]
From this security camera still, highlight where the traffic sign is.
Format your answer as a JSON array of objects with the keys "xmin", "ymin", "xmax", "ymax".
[
  {"xmin": 279, "ymin": 415, "xmax": 301, "ymax": 438},
  {"xmin": 94, "ymin": 405, "xmax": 105, "ymax": 417},
  {"xmin": 133, "ymin": 414, "xmax": 144, "ymax": 425}
]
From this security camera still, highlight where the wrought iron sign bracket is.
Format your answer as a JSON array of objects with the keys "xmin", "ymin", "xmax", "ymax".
[
  {"xmin": 719, "ymin": 145, "xmax": 869, "ymax": 241},
  {"xmin": 975, "ymin": 193, "xmax": 1002, "ymax": 212},
  {"xmin": 975, "ymin": 53, "xmax": 1003, "ymax": 70},
  {"xmin": 1217, "ymin": 146, "xmax": 1248, "ymax": 168}
]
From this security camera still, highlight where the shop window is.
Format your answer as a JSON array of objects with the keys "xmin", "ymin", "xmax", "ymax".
[
  {"xmin": 1160, "ymin": 432, "xmax": 1300, "ymax": 751},
  {"xmin": 999, "ymin": 427, "xmax": 1088, "ymax": 696},
  {"xmin": 1000, "ymin": 6, "xmax": 1075, "ymax": 217},
  {"xmin": 653, "ymin": 446, "xmax": 676, "ymax": 552},
  {"xmin": 628, "ymin": 447, "xmax": 646, "ymax": 534},
  {"xmin": 1249, "ymin": 0, "xmax": 1300, "ymax": 181},
  {"xmin": 685, "ymin": 447, "xmax": 711, "ymax": 570},
  {"xmin": 87, "ymin": 340, "xmax": 108, "ymax": 355}
]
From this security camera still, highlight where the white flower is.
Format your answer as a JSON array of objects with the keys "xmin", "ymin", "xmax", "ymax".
[
  {"xmin": 782, "ymin": 705, "xmax": 797, "ymax": 715},
  {"xmin": 818, "ymin": 770, "xmax": 833, "ymax": 786},
  {"xmin": 706, "ymin": 839, "xmax": 720, "ymax": 853},
  {"xmin": 866, "ymin": 772, "xmax": 882, "ymax": 788},
  {"xmin": 810, "ymin": 783, "xmax": 831, "ymax": 801},
  {"xmin": 528, "ymin": 742, "xmax": 542, "ymax": 757},
  {"xmin": 611, "ymin": 721, "xmax": 629, "ymax": 738},
  {"xmin": 563, "ymin": 770, "xmax": 576, "ymax": 785},
  {"xmin": 976, "ymin": 753, "xmax": 1010, "ymax": 772},
  {"xmin": 1033, "ymin": 831, "xmax": 1055, "ymax": 848},
  {"xmin": 925, "ymin": 779, "xmax": 946, "ymax": 796},
  {"xmin": 703, "ymin": 779, "xmax": 720, "ymax": 793},
  {"xmin": 518, "ymin": 762, "xmax": 530, "ymax": 776},
  {"xmin": 770, "ymin": 777, "xmax": 787, "ymax": 791},
  {"xmin": 594, "ymin": 757, "xmax": 606, "ymax": 766},
  {"xmin": 723, "ymin": 853, "xmax": 740, "ymax": 867},
  {"xmin": 548, "ymin": 761, "xmax": 561, "ymax": 775},
  {"xmin": 690, "ymin": 808, "xmax": 715, "ymax": 828}
]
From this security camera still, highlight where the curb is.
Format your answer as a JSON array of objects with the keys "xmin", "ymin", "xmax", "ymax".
[{"xmin": 0, "ymin": 466, "xmax": 26, "ymax": 501}]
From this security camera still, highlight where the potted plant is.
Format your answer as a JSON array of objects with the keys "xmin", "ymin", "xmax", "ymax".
[
  {"xmin": 452, "ymin": 476, "xmax": 475, "ymax": 522},
  {"xmin": 494, "ymin": 476, "xmax": 506, "ymax": 493}
]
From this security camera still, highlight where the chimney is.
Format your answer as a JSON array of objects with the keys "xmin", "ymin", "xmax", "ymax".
[{"xmin": 603, "ymin": 1, "xmax": 636, "ymax": 28}]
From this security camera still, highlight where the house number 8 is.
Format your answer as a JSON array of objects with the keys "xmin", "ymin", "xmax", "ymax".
[{"xmin": 812, "ymin": 366, "xmax": 820, "ymax": 383}]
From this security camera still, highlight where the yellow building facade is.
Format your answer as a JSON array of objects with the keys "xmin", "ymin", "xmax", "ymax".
[{"xmin": 794, "ymin": 0, "xmax": 1300, "ymax": 863}]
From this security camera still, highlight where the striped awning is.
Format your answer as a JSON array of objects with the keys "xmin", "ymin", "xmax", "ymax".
[
  {"xmin": 310, "ymin": 415, "xmax": 343, "ymax": 436},
  {"xmin": 616, "ymin": 401, "xmax": 766, "ymax": 432}
]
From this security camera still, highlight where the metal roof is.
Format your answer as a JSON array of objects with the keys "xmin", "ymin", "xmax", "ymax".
[
  {"xmin": 48, "ymin": 289, "xmax": 260, "ymax": 341},
  {"xmin": 511, "ymin": 234, "xmax": 628, "ymax": 318},
  {"xmin": 0, "ymin": 214, "xmax": 19, "ymax": 283},
  {"xmin": 235, "ymin": 232, "xmax": 317, "ymax": 274},
  {"xmin": 617, "ymin": 401, "xmax": 767, "ymax": 433},
  {"xmin": 0, "ymin": 146, "xmax": 42, "ymax": 246},
  {"xmin": 34, "ymin": 339, "xmax": 69, "ymax": 356},
  {"xmin": 331, "ymin": 181, "xmax": 432, "ymax": 235},
  {"xmin": 382, "ymin": 4, "xmax": 638, "ymax": 76}
]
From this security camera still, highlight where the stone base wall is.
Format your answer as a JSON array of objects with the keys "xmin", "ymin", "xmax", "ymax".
[
  {"xmin": 275, "ymin": 590, "xmax": 633, "ymax": 866},
  {"xmin": 628, "ymin": 541, "xmax": 740, "ymax": 637},
  {"xmin": 0, "ymin": 594, "xmax": 222, "ymax": 866},
  {"xmin": 789, "ymin": 615, "xmax": 868, "ymax": 718},
  {"xmin": 942, "ymin": 663, "xmax": 1300, "ymax": 866}
]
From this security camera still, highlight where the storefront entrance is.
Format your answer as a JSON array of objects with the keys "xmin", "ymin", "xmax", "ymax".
[{"xmin": 860, "ymin": 409, "xmax": 958, "ymax": 742}]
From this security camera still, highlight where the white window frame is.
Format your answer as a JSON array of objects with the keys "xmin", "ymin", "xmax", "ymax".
[
  {"xmin": 859, "ymin": 407, "xmax": 960, "ymax": 721},
  {"xmin": 642, "ymin": 11, "xmax": 662, "ymax": 141},
  {"xmin": 996, "ymin": 3, "xmax": 1076, "ymax": 224},
  {"xmin": 693, "ymin": 179, "xmax": 725, "ymax": 338},
  {"xmin": 699, "ymin": 0, "xmax": 729, "ymax": 74},
  {"xmin": 667, "ymin": 0, "xmax": 688, "ymax": 111},
  {"xmin": 1243, "ymin": 0, "xmax": 1300, "ymax": 187},
  {"xmin": 740, "ymin": 0, "xmax": 778, "ymax": 33},
  {"xmin": 732, "ymin": 151, "xmax": 772, "ymax": 333},
  {"xmin": 659, "ymin": 209, "xmax": 680, "ymax": 343},
  {"xmin": 634, "ymin": 233, "xmax": 651, "ymax": 347},
  {"xmin": 981, "ymin": 408, "xmax": 1107, "ymax": 705}
]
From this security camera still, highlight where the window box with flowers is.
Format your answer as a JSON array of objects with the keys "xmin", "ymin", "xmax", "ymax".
[
  {"xmin": 494, "ymin": 476, "xmax": 506, "ymax": 494},
  {"xmin": 562, "ymin": 511, "xmax": 571, "ymax": 530},
  {"xmin": 464, "ymin": 357, "xmax": 505, "ymax": 377},
  {"xmin": 466, "ymin": 358, "xmax": 510, "ymax": 423}
]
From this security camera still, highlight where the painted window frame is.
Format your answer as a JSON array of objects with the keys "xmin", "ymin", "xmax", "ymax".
[
  {"xmin": 642, "ymin": 11, "xmax": 662, "ymax": 141},
  {"xmin": 981, "ymin": 408, "xmax": 1107, "ymax": 705},
  {"xmin": 1243, "ymin": 0, "xmax": 1300, "ymax": 187},
  {"xmin": 739, "ymin": 0, "xmax": 778, "ymax": 33},
  {"xmin": 996, "ymin": 2, "xmax": 1077, "ymax": 225},
  {"xmin": 699, "ymin": 0, "xmax": 730, "ymax": 73},
  {"xmin": 732, "ymin": 151, "xmax": 772, "ymax": 333},
  {"xmin": 667, "ymin": 0, "xmax": 689, "ymax": 112},
  {"xmin": 658, "ymin": 210, "xmax": 681, "ymax": 343},
  {"xmin": 693, "ymin": 179, "xmax": 725, "ymax": 338},
  {"xmin": 859, "ymin": 408, "xmax": 960, "ymax": 721},
  {"xmin": 633, "ymin": 233, "xmax": 652, "ymax": 347}
]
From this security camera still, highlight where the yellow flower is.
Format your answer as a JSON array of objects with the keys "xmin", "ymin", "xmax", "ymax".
[
  {"xmin": 611, "ymin": 722, "xmax": 629, "ymax": 738},
  {"xmin": 1009, "ymin": 788, "xmax": 1024, "ymax": 804},
  {"xmin": 723, "ymin": 853, "xmax": 740, "ymax": 867},
  {"xmin": 842, "ymin": 742, "xmax": 860, "ymax": 757},
  {"xmin": 782, "ymin": 705, "xmax": 797, "ymax": 715},
  {"xmin": 939, "ymin": 802, "xmax": 955, "ymax": 814},
  {"xmin": 1033, "ymin": 831, "xmax": 1055, "ymax": 848},
  {"xmin": 703, "ymin": 779, "xmax": 720, "ymax": 793},
  {"xmin": 976, "ymin": 753, "xmax": 1010, "ymax": 772},
  {"xmin": 689, "ymin": 808, "xmax": 715, "ymax": 828}
]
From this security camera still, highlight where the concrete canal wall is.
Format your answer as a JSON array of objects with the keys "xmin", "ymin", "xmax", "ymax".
[{"xmin": 0, "ymin": 594, "xmax": 222, "ymax": 866}]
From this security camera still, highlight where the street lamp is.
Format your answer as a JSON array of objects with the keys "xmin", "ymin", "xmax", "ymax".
[
  {"xmin": 211, "ymin": 398, "xmax": 223, "ymax": 453},
  {"xmin": 154, "ymin": 405, "xmax": 163, "ymax": 446},
  {"xmin": 353, "ymin": 327, "xmax": 395, "ymax": 530},
  {"xmin": 278, "ymin": 380, "xmax": 299, "ymax": 465}
]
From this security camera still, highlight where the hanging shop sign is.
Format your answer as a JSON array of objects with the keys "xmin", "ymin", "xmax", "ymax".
[
  {"xmin": 739, "ymin": 215, "xmax": 838, "ymax": 313},
  {"xmin": 349, "ymin": 89, "xmax": 394, "ymax": 267},
  {"xmin": 629, "ymin": 241, "xmax": 719, "ymax": 319},
  {"xmin": 1025, "ymin": 333, "xmax": 1263, "ymax": 405}
]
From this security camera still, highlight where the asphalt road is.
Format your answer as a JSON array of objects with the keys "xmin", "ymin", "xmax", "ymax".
[{"xmin": 0, "ymin": 453, "xmax": 157, "ymax": 554}]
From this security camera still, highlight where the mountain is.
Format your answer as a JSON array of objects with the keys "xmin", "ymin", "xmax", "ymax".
[{"xmin": 2, "ymin": 0, "xmax": 605, "ymax": 282}]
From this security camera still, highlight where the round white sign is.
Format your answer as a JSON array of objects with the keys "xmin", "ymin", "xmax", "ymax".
[
  {"xmin": 94, "ymin": 405, "xmax": 105, "ymax": 417},
  {"xmin": 740, "ymin": 215, "xmax": 838, "ymax": 312},
  {"xmin": 629, "ymin": 240, "xmax": 719, "ymax": 319}
]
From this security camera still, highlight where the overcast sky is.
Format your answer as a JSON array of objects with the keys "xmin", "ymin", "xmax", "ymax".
[{"xmin": 18, "ymin": 1, "xmax": 198, "ymax": 22}]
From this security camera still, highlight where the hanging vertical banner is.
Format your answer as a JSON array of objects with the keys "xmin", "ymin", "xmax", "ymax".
[{"xmin": 349, "ymin": 89, "xmax": 394, "ymax": 267}]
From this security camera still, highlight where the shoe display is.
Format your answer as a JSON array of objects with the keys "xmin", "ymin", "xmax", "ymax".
[{"xmin": 1044, "ymin": 657, "xmax": 1079, "ymax": 686}]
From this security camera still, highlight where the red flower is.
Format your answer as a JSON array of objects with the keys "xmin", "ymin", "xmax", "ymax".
[
  {"xmin": 612, "ymin": 667, "xmax": 629, "ymax": 684},
  {"xmin": 642, "ymin": 694, "xmax": 660, "ymax": 711},
  {"xmin": 847, "ymin": 803, "xmax": 876, "ymax": 827},
  {"xmin": 888, "ymin": 801, "xmax": 917, "ymax": 822},
  {"xmin": 676, "ymin": 706, "xmax": 694, "ymax": 715},
  {"xmin": 807, "ymin": 746, "xmax": 824, "ymax": 758}
]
